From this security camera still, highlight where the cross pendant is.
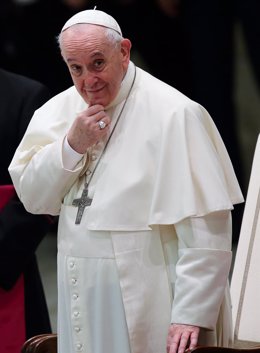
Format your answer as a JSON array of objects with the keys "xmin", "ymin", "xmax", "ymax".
[{"xmin": 72, "ymin": 184, "xmax": 92, "ymax": 224}]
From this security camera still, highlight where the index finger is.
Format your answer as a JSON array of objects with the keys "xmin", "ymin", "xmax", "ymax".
[{"xmin": 87, "ymin": 103, "xmax": 105, "ymax": 116}]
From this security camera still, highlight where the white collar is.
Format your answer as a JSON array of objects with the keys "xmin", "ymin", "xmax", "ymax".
[{"xmin": 105, "ymin": 61, "xmax": 136, "ymax": 110}]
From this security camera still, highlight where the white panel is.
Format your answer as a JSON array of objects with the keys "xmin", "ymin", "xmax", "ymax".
[{"xmin": 231, "ymin": 134, "xmax": 260, "ymax": 343}]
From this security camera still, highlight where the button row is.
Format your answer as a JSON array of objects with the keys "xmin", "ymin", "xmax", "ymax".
[{"xmin": 68, "ymin": 258, "xmax": 84, "ymax": 352}]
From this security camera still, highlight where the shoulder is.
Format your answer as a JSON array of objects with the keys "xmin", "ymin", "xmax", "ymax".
[
  {"xmin": 29, "ymin": 86, "xmax": 85, "ymax": 130},
  {"xmin": 18, "ymin": 86, "xmax": 85, "ymax": 144},
  {"xmin": 0, "ymin": 68, "xmax": 45, "ymax": 91},
  {"xmin": 0, "ymin": 68, "xmax": 51, "ymax": 108},
  {"xmin": 38, "ymin": 86, "xmax": 83, "ymax": 113},
  {"xmin": 135, "ymin": 66, "xmax": 210, "ymax": 125},
  {"xmin": 135, "ymin": 66, "xmax": 195, "ymax": 110}
]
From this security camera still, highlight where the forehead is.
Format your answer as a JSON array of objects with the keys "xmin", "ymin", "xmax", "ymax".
[{"xmin": 60, "ymin": 24, "xmax": 112, "ymax": 57}]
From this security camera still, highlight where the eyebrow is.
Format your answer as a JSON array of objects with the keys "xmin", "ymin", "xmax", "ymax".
[
  {"xmin": 66, "ymin": 51, "xmax": 104, "ymax": 63},
  {"xmin": 90, "ymin": 51, "xmax": 104, "ymax": 58}
]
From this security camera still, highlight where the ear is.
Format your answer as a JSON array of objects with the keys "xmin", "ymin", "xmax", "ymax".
[{"xmin": 120, "ymin": 38, "xmax": 132, "ymax": 65}]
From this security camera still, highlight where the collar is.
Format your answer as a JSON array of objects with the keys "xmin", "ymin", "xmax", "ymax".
[{"xmin": 105, "ymin": 61, "xmax": 136, "ymax": 110}]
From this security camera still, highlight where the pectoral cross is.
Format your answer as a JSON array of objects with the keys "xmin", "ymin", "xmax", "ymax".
[{"xmin": 72, "ymin": 184, "xmax": 92, "ymax": 224}]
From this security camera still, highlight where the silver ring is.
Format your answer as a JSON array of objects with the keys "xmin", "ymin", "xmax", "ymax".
[{"xmin": 98, "ymin": 120, "xmax": 106, "ymax": 130}]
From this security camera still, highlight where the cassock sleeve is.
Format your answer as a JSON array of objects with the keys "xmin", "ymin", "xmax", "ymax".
[
  {"xmin": 171, "ymin": 210, "xmax": 232, "ymax": 329},
  {"xmin": 63, "ymin": 136, "xmax": 84, "ymax": 170},
  {"xmin": 9, "ymin": 136, "xmax": 89, "ymax": 216}
]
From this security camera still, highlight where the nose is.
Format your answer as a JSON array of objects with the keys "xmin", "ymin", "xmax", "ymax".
[{"xmin": 83, "ymin": 70, "xmax": 98, "ymax": 89}]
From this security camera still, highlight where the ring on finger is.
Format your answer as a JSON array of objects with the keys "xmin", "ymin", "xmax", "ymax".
[{"xmin": 98, "ymin": 120, "xmax": 106, "ymax": 130}]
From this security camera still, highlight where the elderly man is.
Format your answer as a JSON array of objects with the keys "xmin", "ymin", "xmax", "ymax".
[{"xmin": 9, "ymin": 9, "xmax": 243, "ymax": 353}]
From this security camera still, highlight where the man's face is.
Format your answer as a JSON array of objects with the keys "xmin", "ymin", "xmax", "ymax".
[{"xmin": 60, "ymin": 24, "xmax": 131, "ymax": 107}]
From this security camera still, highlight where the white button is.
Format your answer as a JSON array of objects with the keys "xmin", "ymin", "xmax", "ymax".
[
  {"xmin": 91, "ymin": 154, "xmax": 97, "ymax": 161},
  {"xmin": 86, "ymin": 169, "xmax": 92, "ymax": 175},
  {"xmin": 72, "ymin": 293, "xmax": 79, "ymax": 300},
  {"xmin": 69, "ymin": 261, "xmax": 75, "ymax": 268},
  {"xmin": 73, "ymin": 311, "xmax": 79, "ymax": 317},
  {"xmin": 71, "ymin": 278, "xmax": 77, "ymax": 285},
  {"xmin": 76, "ymin": 343, "xmax": 83, "ymax": 351},
  {"xmin": 74, "ymin": 326, "xmax": 81, "ymax": 333}
]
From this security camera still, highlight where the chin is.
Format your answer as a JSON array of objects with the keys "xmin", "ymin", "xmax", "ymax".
[
  {"xmin": 92, "ymin": 97, "xmax": 112, "ymax": 107},
  {"xmin": 83, "ymin": 92, "xmax": 108, "ymax": 106}
]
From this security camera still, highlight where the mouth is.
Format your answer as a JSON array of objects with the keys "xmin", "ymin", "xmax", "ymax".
[{"xmin": 85, "ymin": 85, "xmax": 106, "ymax": 94}]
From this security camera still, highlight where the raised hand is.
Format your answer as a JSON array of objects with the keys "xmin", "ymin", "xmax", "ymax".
[{"xmin": 67, "ymin": 104, "xmax": 111, "ymax": 154}]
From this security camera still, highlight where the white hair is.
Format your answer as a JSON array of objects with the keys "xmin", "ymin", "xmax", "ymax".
[{"xmin": 104, "ymin": 27, "xmax": 123, "ymax": 47}]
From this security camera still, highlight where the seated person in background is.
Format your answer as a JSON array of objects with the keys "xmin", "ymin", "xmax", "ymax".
[{"xmin": 0, "ymin": 68, "xmax": 54, "ymax": 353}]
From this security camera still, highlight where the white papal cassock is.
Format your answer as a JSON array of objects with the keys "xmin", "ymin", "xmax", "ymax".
[{"xmin": 9, "ymin": 62, "xmax": 244, "ymax": 353}]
